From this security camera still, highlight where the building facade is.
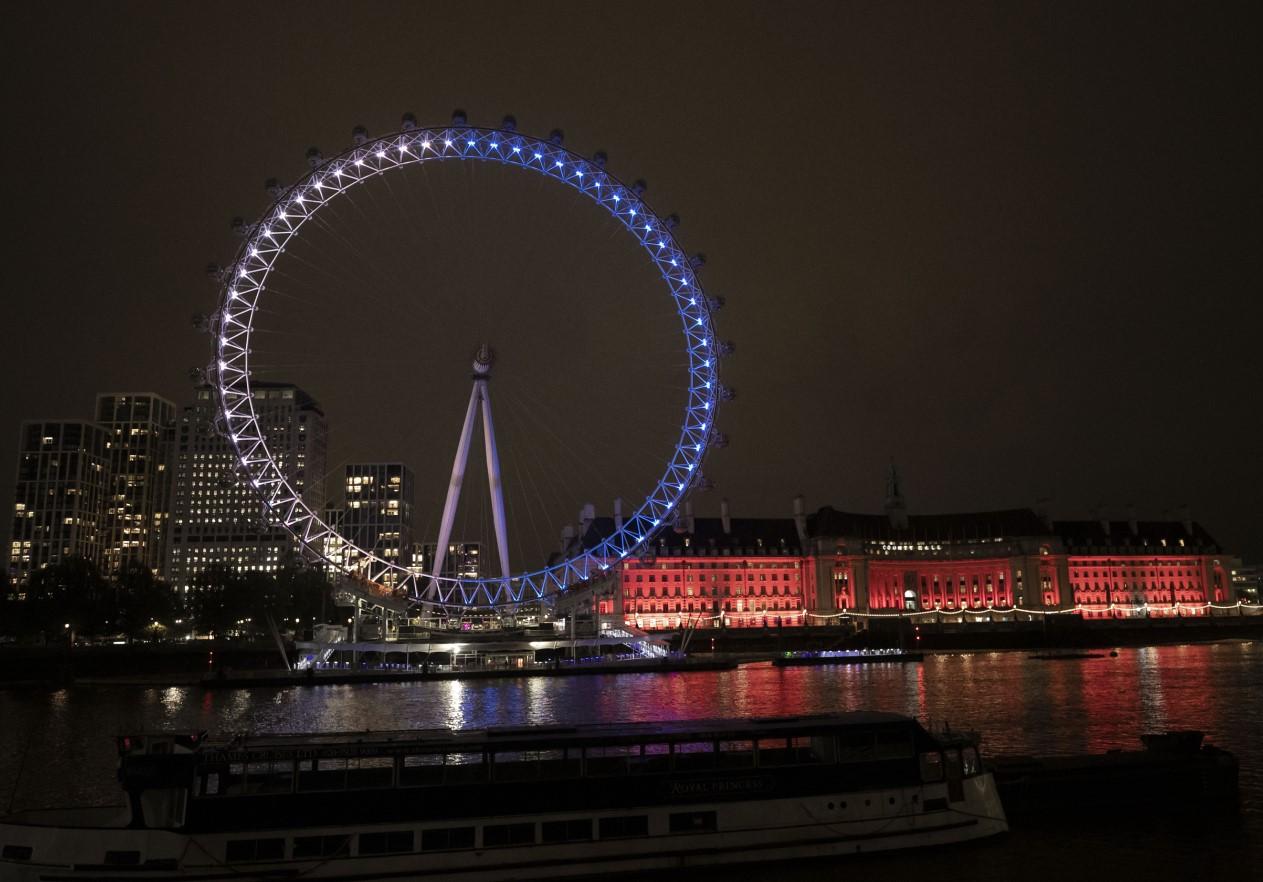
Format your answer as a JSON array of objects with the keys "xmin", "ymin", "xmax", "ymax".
[
  {"xmin": 167, "ymin": 384, "xmax": 327, "ymax": 593},
  {"xmin": 572, "ymin": 499, "xmax": 1240, "ymax": 631},
  {"xmin": 7, "ymin": 421, "xmax": 112, "ymax": 589},
  {"xmin": 95, "ymin": 393, "xmax": 176, "ymax": 578},
  {"xmin": 341, "ymin": 463, "xmax": 414, "ymax": 586}
]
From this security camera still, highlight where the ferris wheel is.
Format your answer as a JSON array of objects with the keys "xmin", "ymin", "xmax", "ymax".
[{"xmin": 208, "ymin": 111, "xmax": 729, "ymax": 608}]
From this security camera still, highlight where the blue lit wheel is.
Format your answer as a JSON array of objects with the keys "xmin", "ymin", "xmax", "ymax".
[{"xmin": 212, "ymin": 113, "xmax": 724, "ymax": 607}]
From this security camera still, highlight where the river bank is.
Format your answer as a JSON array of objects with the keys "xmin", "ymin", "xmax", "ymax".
[{"xmin": 2, "ymin": 616, "xmax": 1259, "ymax": 688}]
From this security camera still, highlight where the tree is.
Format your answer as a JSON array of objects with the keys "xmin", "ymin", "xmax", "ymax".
[
  {"xmin": 23, "ymin": 557, "xmax": 112, "ymax": 637},
  {"xmin": 114, "ymin": 562, "xmax": 176, "ymax": 641},
  {"xmin": 189, "ymin": 565, "xmax": 257, "ymax": 637}
]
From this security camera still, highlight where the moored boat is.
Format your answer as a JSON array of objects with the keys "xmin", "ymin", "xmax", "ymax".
[{"xmin": 0, "ymin": 712, "xmax": 1007, "ymax": 880}]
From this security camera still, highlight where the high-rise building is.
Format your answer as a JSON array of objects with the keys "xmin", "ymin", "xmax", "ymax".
[
  {"xmin": 341, "ymin": 463, "xmax": 414, "ymax": 586},
  {"xmin": 417, "ymin": 541, "xmax": 483, "ymax": 581},
  {"xmin": 95, "ymin": 393, "xmax": 176, "ymax": 578},
  {"xmin": 7, "ymin": 421, "xmax": 112, "ymax": 590},
  {"xmin": 167, "ymin": 384, "xmax": 327, "ymax": 593}
]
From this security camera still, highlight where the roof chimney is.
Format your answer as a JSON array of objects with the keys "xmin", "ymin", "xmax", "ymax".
[
  {"xmin": 720, "ymin": 498, "xmax": 731, "ymax": 534},
  {"xmin": 560, "ymin": 524, "xmax": 576, "ymax": 552},
  {"xmin": 1179, "ymin": 504, "xmax": 1194, "ymax": 536},
  {"xmin": 613, "ymin": 496, "xmax": 624, "ymax": 532},
  {"xmin": 579, "ymin": 502, "xmax": 595, "ymax": 534},
  {"xmin": 684, "ymin": 500, "xmax": 695, "ymax": 534},
  {"xmin": 1127, "ymin": 503, "xmax": 1139, "ymax": 536},
  {"xmin": 1034, "ymin": 497, "xmax": 1053, "ymax": 531},
  {"xmin": 1092, "ymin": 505, "xmax": 1110, "ymax": 535},
  {"xmin": 884, "ymin": 462, "xmax": 909, "ymax": 530},
  {"xmin": 793, "ymin": 495, "xmax": 808, "ymax": 548}
]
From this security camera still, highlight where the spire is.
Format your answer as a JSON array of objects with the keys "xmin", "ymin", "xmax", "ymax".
[{"xmin": 884, "ymin": 460, "xmax": 909, "ymax": 530}]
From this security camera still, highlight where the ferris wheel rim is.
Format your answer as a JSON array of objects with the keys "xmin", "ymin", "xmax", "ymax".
[{"xmin": 212, "ymin": 122, "xmax": 722, "ymax": 608}]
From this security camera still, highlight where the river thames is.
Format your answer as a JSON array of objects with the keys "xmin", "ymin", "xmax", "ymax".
[{"xmin": 2, "ymin": 641, "xmax": 1258, "ymax": 879}]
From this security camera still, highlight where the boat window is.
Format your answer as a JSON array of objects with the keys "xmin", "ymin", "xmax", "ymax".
[
  {"xmin": 668, "ymin": 810, "xmax": 718, "ymax": 834},
  {"xmin": 222, "ymin": 762, "xmax": 247, "ymax": 796},
  {"xmin": 225, "ymin": 838, "xmax": 285, "ymax": 863},
  {"xmin": 200, "ymin": 771, "xmax": 220, "ymax": 796},
  {"xmin": 919, "ymin": 751, "xmax": 944, "ymax": 782},
  {"xmin": 347, "ymin": 756, "xmax": 394, "ymax": 789},
  {"xmin": 400, "ymin": 754, "xmax": 445, "ymax": 787},
  {"xmin": 757, "ymin": 737, "xmax": 792, "ymax": 765},
  {"xmin": 494, "ymin": 751, "xmax": 540, "ymax": 782},
  {"xmin": 585, "ymin": 744, "xmax": 640, "ymax": 776},
  {"xmin": 541, "ymin": 819, "xmax": 593, "ymax": 843},
  {"xmin": 2, "ymin": 845, "xmax": 33, "ymax": 861},
  {"xmin": 673, "ymin": 741, "xmax": 716, "ymax": 771},
  {"xmin": 293, "ymin": 834, "xmax": 350, "ymax": 859},
  {"xmin": 875, "ymin": 729, "xmax": 914, "ymax": 760},
  {"xmin": 359, "ymin": 831, "xmax": 414, "ymax": 855},
  {"xmin": 245, "ymin": 761, "xmax": 294, "ymax": 795},
  {"xmin": 297, "ymin": 758, "xmax": 346, "ymax": 792},
  {"xmin": 104, "ymin": 850, "xmax": 141, "ymax": 866},
  {"xmin": 806, "ymin": 735, "xmax": 837, "ymax": 763},
  {"xmin": 961, "ymin": 746, "xmax": 981, "ymax": 777},
  {"xmin": 421, "ymin": 827, "xmax": 475, "ymax": 851},
  {"xmin": 631, "ymin": 743, "xmax": 671, "ymax": 774},
  {"xmin": 444, "ymin": 752, "xmax": 486, "ymax": 784},
  {"xmin": 717, "ymin": 739, "xmax": 755, "ymax": 768},
  {"xmin": 837, "ymin": 731, "xmax": 875, "ymax": 763},
  {"xmin": 758, "ymin": 735, "xmax": 829, "ymax": 766},
  {"xmin": 542, "ymin": 748, "xmax": 583, "ymax": 779},
  {"xmin": 945, "ymin": 748, "xmax": 964, "ymax": 780},
  {"xmin": 483, "ymin": 822, "xmax": 536, "ymax": 847},
  {"xmin": 599, "ymin": 815, "xmax": 650, "ymax": 839}
]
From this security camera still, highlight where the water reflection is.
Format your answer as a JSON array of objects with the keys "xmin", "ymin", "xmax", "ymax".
[{"xmin": 0, "ymin": 643, "xmax": 1258, "ymax": 821}]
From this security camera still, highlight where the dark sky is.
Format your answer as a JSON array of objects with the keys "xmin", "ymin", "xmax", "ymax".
[{"xmin": 4, "ymin": 1, "xmax": 1260, "ymax": 566}]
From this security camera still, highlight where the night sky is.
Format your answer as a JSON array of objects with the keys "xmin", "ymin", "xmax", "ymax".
[{"xmin": 4, "ymin": 2, "xmax": 1259, "ymax": 566}]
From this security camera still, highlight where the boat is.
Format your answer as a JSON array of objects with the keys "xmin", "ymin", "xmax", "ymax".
[
  {"xmin": 990, "ymin": 730, "xmax": 1238, "ymax": 815},
  {"xmin": 772, "ymin": 649, "xmax": 925, "ymax": 666},
  {"xmin": 0, "ymin": 712, "xmax": 1007, "ymax": 880},
  {"xmin": 1027, "ymin": 652, "xmax": 1106, "ymax": 660}
]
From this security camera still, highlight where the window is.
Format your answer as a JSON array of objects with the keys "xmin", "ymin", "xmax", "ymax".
[
  {"xmin": 599, "ymin": 815, "xmax": 649, "ymax": 839},
  {"xmin": 483, "ymin": 823, "xmax": 535, "ymax": 847},
  {"xmin": 717, "ymin": 739, "xmax": 755, "ymax": 768},
  {"xmin": 421, "ymin": 827, "xmax": 475, "ymax": 851},
  {"xmin": 669, "ymin": 811, "xmax": 718, "ymax": 834},
  {"xmin": 673, "ymin": 741, "xmax": 715, "ymax": 771},
  {"xmin": 226, "ymin": 838, "xmax": 284, "ymax": 863},
  {"xmin": 875, "ymin": 729, "xmax": 913, "ymax": 760},
  {"xmin": 837, "ymin": 731, "xmax": 875, "ymax": 763},
  {"xmin": 359, "ymin": 831, "xmax": 414, "ymax": 855},
  {"xmin": 585, "ymin": 744, "xmax": 639, "ymax": 776},
  {"xmin": 919, "ymin": 751, "xmax": 944, "ymax": 782},
  {"xmin": 104, "ymin": 851, "xmax": 141, "ymax": 866},
  {"xmin": 400, "ymin": 753, "xmax": 444, "ymax": 787},
  {"xmin": 293, "ymin": 835, "xmax": 350, "ymax": 858},
  {"xmin": 541, "ymin": 819, "xmax": 593, "ymax": 843}
]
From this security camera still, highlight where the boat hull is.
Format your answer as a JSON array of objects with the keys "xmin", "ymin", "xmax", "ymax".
[{"xmin": 0, "ymin": 775, "xmax": 1006, "ymax": 881}]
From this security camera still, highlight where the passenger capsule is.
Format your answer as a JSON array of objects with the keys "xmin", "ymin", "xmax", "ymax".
[
  {"xmin": 351, "ymin": 125, "xmax": 369, "ymax": 146},
  {"xmin": 548, "ymin": 129, "xmax": 565, "ymax": 146},
  {"xmin": 501, "ymin": 114, "xmax": 517, "ymax": 132},
  {"xmin": 592, "ymin": 150, "xmax": 608, "ymax": 169},
  {"xmin": 451, "ymin": 109, "xmax": 468, "ymax": 126},
  {"xmin": 400, "ymin": 112, "xmax": 417, "ymax": 131}
]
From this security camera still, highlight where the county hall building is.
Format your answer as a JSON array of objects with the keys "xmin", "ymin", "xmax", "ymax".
[{"xmin": 575, "ymin": 477, "xmax": 1239, "ymax": 631}]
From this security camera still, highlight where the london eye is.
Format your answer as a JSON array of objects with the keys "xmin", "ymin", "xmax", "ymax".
[{"xmin": 208, "ymin": 111, "xmax": 728, "ymax": 609}]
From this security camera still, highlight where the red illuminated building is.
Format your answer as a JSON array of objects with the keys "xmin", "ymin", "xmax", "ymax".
[{"xmin": 571, "ymin": 478, "xmax": 1239, "ymax": 631}]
